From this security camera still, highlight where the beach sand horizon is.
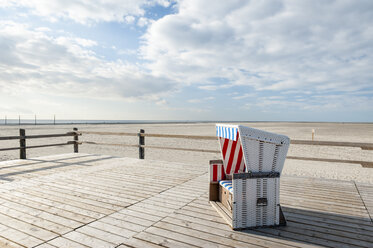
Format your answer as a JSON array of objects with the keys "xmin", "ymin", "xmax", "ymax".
[{"xmin": 1, "ymin": 121, "xmax": 372, "ymax": 183}]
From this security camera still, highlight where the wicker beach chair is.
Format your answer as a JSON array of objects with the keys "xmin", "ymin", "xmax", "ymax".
[{"xmin": 209, "ymin": 124, "xmax": 290, "ymax": 229}]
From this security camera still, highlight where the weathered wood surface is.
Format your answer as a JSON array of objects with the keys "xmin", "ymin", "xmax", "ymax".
[{"xmin": 0, "ymin": 154, "xmax": 371, "ymax": 247}]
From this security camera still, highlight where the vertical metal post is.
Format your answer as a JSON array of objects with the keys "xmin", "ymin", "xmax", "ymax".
[
  {"xmin": 54, "ymin": 114, "xmax": 56, "ymax": 125},
  {"xmin": 138, "ymin": 129, "xmax": 145, "ymax": 159},
  {"xmin": 4, "ymin": 115, "xmax": 6, "ymax": 125},
  {"xmin": 18, "ymin": 115, "xmax": 21, "ymax": 125},
  {"xmin": 73, "ymin": 127, "xmax": 79, "ymax": 153},
  {"xmin": 35, "ymin": 115, "xmax": 37, "ymax": 125},
  {"xmin": 20, "ymin": 129, "xmax": 26, "ymax": 159}
]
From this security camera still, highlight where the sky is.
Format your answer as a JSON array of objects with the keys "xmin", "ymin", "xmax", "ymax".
[{"xmin": 0, "ymin": 0, "xmax": 372, "ymax": 122}]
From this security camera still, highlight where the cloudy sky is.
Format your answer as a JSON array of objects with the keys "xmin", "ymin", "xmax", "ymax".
[{"xmin": 0, "ymin": 0, "xmax": 372, "ymax": 122}]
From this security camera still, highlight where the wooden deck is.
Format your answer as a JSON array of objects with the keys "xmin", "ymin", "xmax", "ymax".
[{"xmin": 0, "ymin": 153, "xmax": 372, "ymax": 248}]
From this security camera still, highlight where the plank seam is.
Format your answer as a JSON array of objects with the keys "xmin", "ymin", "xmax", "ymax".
[{"xmin": 353, "ymin": 181, "xmax": 373, "ymax": 223}]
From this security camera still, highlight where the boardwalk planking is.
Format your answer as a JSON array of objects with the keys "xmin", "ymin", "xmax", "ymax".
[{"xmin": 0, "ymin": 153, "xmax": 371, "ymax": 247}]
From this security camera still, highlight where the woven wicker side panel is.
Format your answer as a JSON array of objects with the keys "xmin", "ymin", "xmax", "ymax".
[
  {"xmin": 242, "ymin": 139, "xmax": 260, "ymax": 172},
  {"xmin": 261, "ymin": 142, "xmax": 276, "ymax": 172},
  {"xmin": 256, "ymin": 179, "xmax": 263, "ymax": 226},
  {"xmin": 233, "ymin": 177, "xmax": 280, "ymax": 228},
  {"xmin": 274, "ymin": 144, "xmax": 289, "ymax": 173},
  {"xmin": 265, "ymin": 178, "xmax": 280, "ymax": 225}
]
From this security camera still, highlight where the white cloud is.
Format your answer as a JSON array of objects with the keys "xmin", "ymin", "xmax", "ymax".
[
  {"xmin": 0, "ymin": 0, "xmax": 174, "ymax": 24},
  {"xmin": 232, "ymin": 93, "xmax": 256, "ymax": 100},
  {"xmin": 187, "ymin": 96, "xmax": 214, "ymax": 103},
  {"xmin": 125, "ymin": 15, "xmax": 135, "ymax": 24},
  {"xmin": 141, "ymin": 0, "xmax": 373, "ymax": 95},
  {"xmin": 137, "ymin": 17, "xmax": 152, "ymax": 27},
  {"xmin": 0, "ymin": 21, "xmax": 175, "ymax": 102}
]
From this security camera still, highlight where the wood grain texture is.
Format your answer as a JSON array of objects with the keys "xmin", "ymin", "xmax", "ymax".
[{"xmin": 0, "ymin": 153, "xmax": 371, "ymax": 248}]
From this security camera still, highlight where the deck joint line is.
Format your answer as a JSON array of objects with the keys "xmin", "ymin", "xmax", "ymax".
[{"xmin": 353, "ymin": 180, "xmax": 373, "ymax": 223}]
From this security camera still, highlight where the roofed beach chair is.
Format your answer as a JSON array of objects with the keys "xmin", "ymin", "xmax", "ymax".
[{"xmin": 209, "ymin": 124, "xmax": 290, "ymax": 229}]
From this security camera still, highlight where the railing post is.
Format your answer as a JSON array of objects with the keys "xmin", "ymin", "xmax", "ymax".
[
  {"xmin": 138, "ymin": 129, "xmax": 145, "ymax": 159},
  {"xmin": 19, "ymin": 129, "xmax": 26, "ymax": 159},
  {"xmin": 73, "ymin": 127, "xmax": 79, "ymax": 153}
]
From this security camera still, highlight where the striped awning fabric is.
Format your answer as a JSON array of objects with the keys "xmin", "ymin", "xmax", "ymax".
[
  {"xmin": 216, "ymin": 125, "xmax": 238, "ymax": 141},
  {"xmin": 216, "ymin": 124, "xmax": 246, "ymax": 176}
]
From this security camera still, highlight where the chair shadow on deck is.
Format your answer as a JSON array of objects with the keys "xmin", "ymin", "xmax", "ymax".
[
  {"xmin": 239, "ymin": 205, "xmax": 373, "ymax": 247},
  {"xmin": 0, "ymin": 154, "xmax": 116, "ymax": 182}
]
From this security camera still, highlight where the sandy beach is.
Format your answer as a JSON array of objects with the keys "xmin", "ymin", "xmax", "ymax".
[{"xmin": 1, "ymin": 122, "xmax": 372, "ymax": 183}]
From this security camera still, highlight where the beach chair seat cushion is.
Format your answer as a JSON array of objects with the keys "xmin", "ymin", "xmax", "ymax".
[{"xmin": 219, "ymin": 180, "xmax": 233, "ymax": 194}]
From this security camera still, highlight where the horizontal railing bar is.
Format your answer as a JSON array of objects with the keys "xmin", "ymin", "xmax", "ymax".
[
  {"xmin": 80, "ymin": 131, "xmax": 373, "ymax": 149},
  {"xmin": 0, "ymin": 142, "xmax": 73, "ymax": 151},
  {"xmin": 141, "ymin": 133, "xmax": 217, "ymax": 140},
  {"xmin": 81, "ymin": 131, "xmax": 216, "ymax": 140},
  {"xmin": 26, "ymin": 142, "xmax": 74, "ymax": 149},
  {"xmin": 141, "ymin": 145, "xmax": 221, "ymax": 153},
  {"xmin": 290, "ymin": 140, "xmax": 373, "ymax": 150},
  {"xmin": 0, "ymin": 147, "xmax": 21, "ymax": 151},
  {"xmin": 82, "ymin": 141, "xmax": 138, "ymax": 147},
  {"xmin": 82, "ymin": 141, "xmax": 220, "ymax": 153},
  {"xmin": 80, "ymin": 131, "xmax": 138, "ymax": 136},
  {"xmin": 81, "ymin": 141, "xmax": 373, "ymax": 167},
  {"xmin": 286, "ymin": 156, "xmax": 373, "ymax": 167},
  {"xmin": 0, "ymin": 132, "xmax": 78, "ymax": 141}
]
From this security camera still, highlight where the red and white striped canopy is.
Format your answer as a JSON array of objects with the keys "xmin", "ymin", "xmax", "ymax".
[{"xmin": 217, "ymin": 125, "xmax": 246, "ymax": 176}]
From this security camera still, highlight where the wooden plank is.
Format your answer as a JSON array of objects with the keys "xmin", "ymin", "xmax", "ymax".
[
  {"xmin": 161, "ymin": 216, "xmax": 295, "ymax": 248},
  {"xmin": 0, "ymin": 205, "xmax": 71, "ymax": 235},
  {"xmin": 34, "ymin": 243, "xmax": 57, "ymax": 248},
  {"xmin": 144, "ymin": 226, "xmax": 231, "ymax": 248},
  {"xmin": 284, "ymin": 211, "xmax": 373, "ymax": 237},
  {"xmin": 62, "ymin": 231, "xmax": 115, "ymax": 248},
  {"xmin": 286, "ymin": 220, "xmax": 373, "ymax": 247},
  {"xmin": 0, "ymin": 198, "xmax": 81, "ymax": 229},
  {"xmin": 124, "ymin": 237, "xmax": 165, "ymax": 248},
  {"xmin": 0, "ymin": 212, "xmax": 57, "ymax": 241},
  {"xmin": 210, "ymin": 201, "xmax": 232, "ymax": 228},
  {"xmin": 167, "ymin": 212, "xmax": 319, "ymax": 248},
  {"xmin": 355, "ymin": 182, "xmax": 373, "ymax": 223},
  {"xmin": 10, "ymin": 190, "xmax": 102, "ymax": 220},
  {"xmin": 153, "ymin": 221, "xmax": 262, "ymax": 248},
  {"xmin": 18, "ymin": 188, "xmax": 112, "ymax": 216},
  {"xmin": 134, "ymin": 232, "xmax": 197, "ymax": 248},
  {"xmin": 48, "ymin": 237, "xmax": 89, "ymax": 248},
  {"xmin": 0, "ymin": 236, "xmax": 24, "ymax": 248},
  {"xmin": 0, "ymin": 154, "xmax": 372, "ymax": 248},
  {"xmin": 114, "ymin": 209, "xmax": 163, "ymax": 223},
  {"xmin": 86, "ymin": 220, "xmax": 137, "ymax": 238},
  {"xmin": 282, "ymin": 206, "xmax": 373, "ymax": 231},
  {"xmin": 0, "ymin": 192, "xmax": 92, "ymax": 224},
  {"xmin": 76, "ymin": 225, "xmax": 127, "ymax": 244},
  {"xmin": 0, "ymin": 223, "xmax": 43, "ymax": 247},
  {"xmin": 99, "ymin": 216, "xmax": 146, "ymax": 232}
]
